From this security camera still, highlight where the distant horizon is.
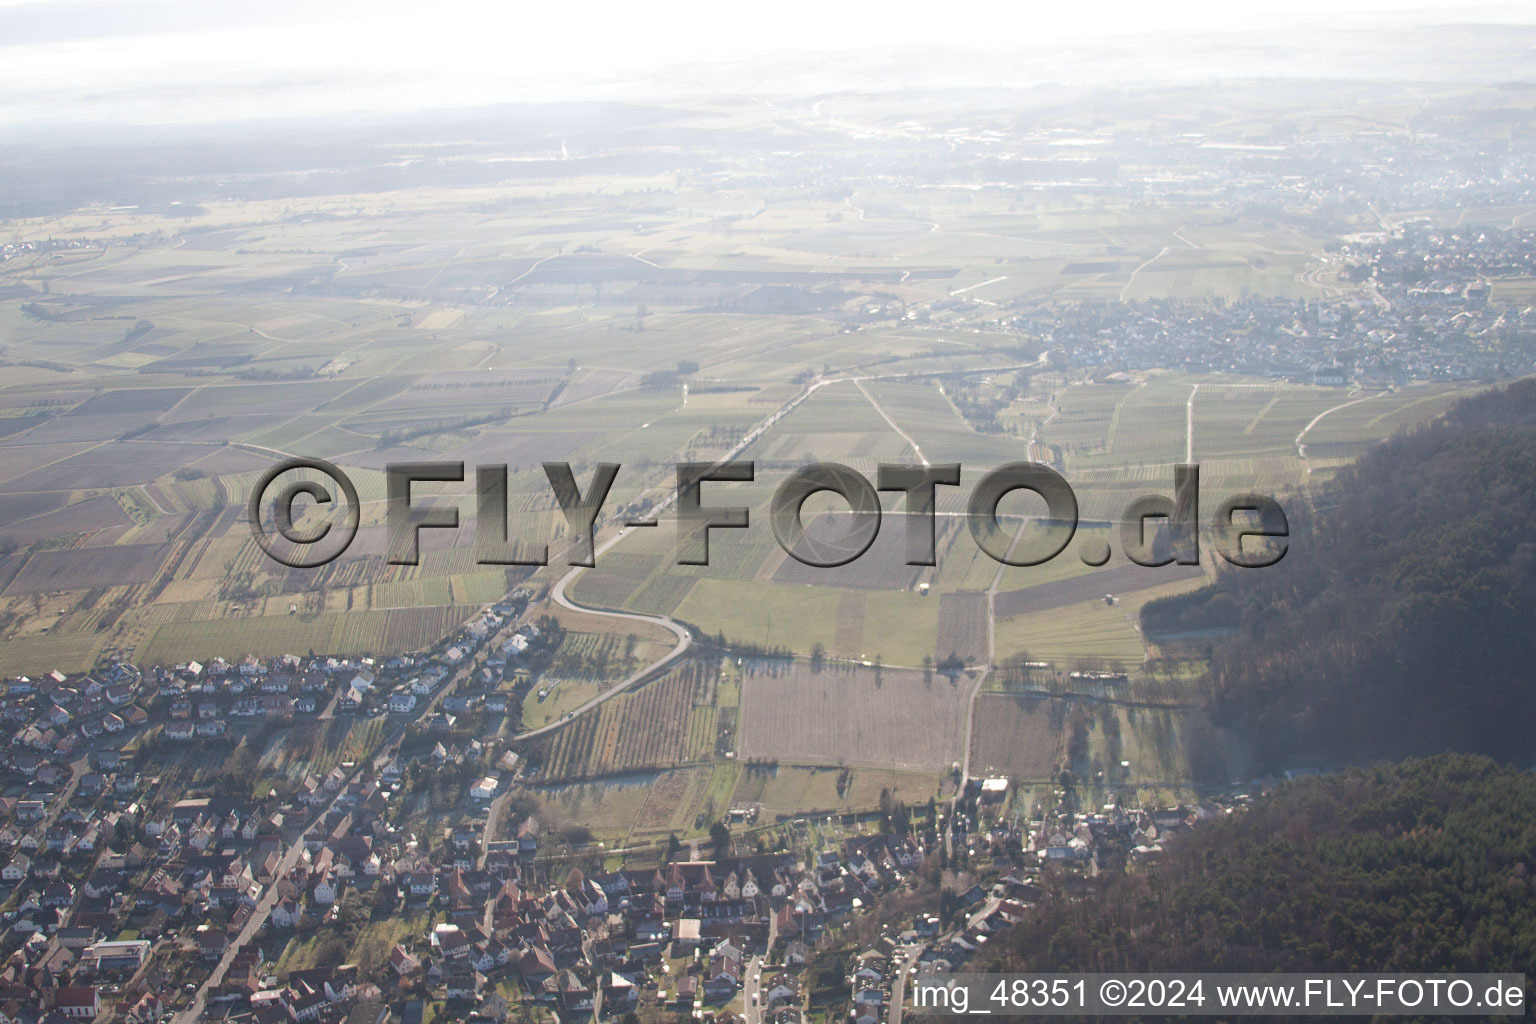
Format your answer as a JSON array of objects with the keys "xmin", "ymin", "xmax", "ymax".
[{"xmin": 1, "ymin": 0, "xmax": 1534, "ymax": 129}]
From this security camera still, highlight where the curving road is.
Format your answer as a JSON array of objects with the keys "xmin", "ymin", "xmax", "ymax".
[
  {"xmin": 510, "ymin": 358, "xmax": 1048, "ymax": 744},
  {"xmin": 510, "ymin": 549, "xmax": 693, "ymax": 741}
]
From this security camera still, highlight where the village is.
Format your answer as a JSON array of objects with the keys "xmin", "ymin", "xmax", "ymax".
[{"xmin": 0, "ymin": 590, "xmax": 1257, "ymax": 1024}]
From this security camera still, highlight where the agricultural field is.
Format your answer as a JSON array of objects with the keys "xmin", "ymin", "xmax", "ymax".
[
  {"xmin": 934, "ymin": 591, "xmax": 988, "ymax": 667},
  {"xmin": 993, "ymin": 596, "xmax": 1154, "ymax": 669},
  {"xmin": 968, "ymin": 694, "xmax": 1066, "ymax": 781},
  {"xmin": 533, "ymin": 774, "xmax": 660, "ymax": 845},
  {"xmin": 136, "ymin": 605, "xmax": 477, "ymax": 668},
  {"xmin": 730, "ymin": 763, "xmax": 945, "ymax": 819},
  {"xmin": 525, "ymin": 657, "xmax": 722, "ymax": 778},
  {"xmin": 0, "ymin": 185, "xmax": 1487, "ymax": 685},
  {"xmin": 736, "ymin": 660, "xmax": 968, "ymax": 772},
  {"xmin": 1, "ymin": 87, "xmax": 1524, "ymax": 823},
  {"xmin": 531, "ymin": 762, "xmax": 747, "ymax": 847}
]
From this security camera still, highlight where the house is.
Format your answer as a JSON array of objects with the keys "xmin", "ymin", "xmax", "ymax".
[
  {"xmin": 389, "ymin": 944, "xmax": 420, "ymax": 977},
  {"xmin": 388, "ymin": 692, "xmax": 417, "ymax": 714},
  {"xmin": 441, "ymin": 693, "xmax": 474, "ymax": 713},
  {"xmin": 516, "ymin": 817, "xmax": 540, "ymax": 856},
  {"xmin": 705, "ymin": 949, "xmax": 742, "ymax": 998},
  {"xmin": 469, "ymin": 776, "xmax": 499, "ymax": 801},
  {"xmin": 851, "ymin": 952, "xmax": 886, "ymax": 986},
  {"xmin": 312, "ymin": 872, "xmax": 338, "ymax": 905},
  {"xmin": 271, "ymin": 899, "xmax": 303, "ymax": 929},
  {"xmin": 518, "ymin": 945, "xmax": 556, "ymax": 987},
  {"xmin": 765, "ymin": 973, "xmax": 800, "ymax": 1007},
  {"xmin": 84, "ymin": 869, "xmax": 124, "ymax": 899},
  {"xmin": 468, "ymin": 942, "xmax": 500, "ymax": 973},
  {"xmin": 601, "ymin": 973, "xmax": 638, "ymax": 1011},
  {"xmin": 555, "ymin": 971, "xmax": 591, "ymax": 1013},
  {"xmin": 436, "ymin": 928, "xmax": 472, "ymax": 961},
  {"xmin": 198, "ymin": 930, "xmax": 230, "ymax": 959},
  {"xmin": 473, "ymin": 992, "xmax": 511, "ymax": 1024},
  {"xmin": 289, "ymin": 991, "xmax": 327, "ymax": 1023},
  {"xmin": 444, "ymin": 969, "xmax": 485, "ymax": 1001},
  {"xmin": 51, "ymin": 987, "xmax": 100, "ymax": 1019},
  {"xmin": 2, "ymin": 854, "xmax": 30, "ymax": 882}
]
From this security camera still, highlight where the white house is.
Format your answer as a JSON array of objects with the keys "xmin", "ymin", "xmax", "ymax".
[
  {"xmin": 271, "ymin": 898, "xmax": 303, "ymax": 929},
  {"xmin": 1, "ymin": 854, "xmax": 29, "ymax": 882}
]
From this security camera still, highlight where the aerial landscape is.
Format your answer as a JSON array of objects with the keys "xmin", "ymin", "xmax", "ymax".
[{"xmin": 0, "ymin": 4, "xmax": 1533, "ymax": 1023}]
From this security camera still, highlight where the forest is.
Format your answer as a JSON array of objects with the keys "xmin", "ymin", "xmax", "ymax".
[
  {"xmin": 982, "ymin": 755, "xmax": 1535, "ymax": 1000},
  {"xmin": 1143, "ymin": 379, "xmax": 1536, "ymax": 767}
]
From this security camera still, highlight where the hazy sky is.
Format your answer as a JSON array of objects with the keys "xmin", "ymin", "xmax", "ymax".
[{"xmin": 1, "ymin": 0, "xmax": 1532, "ymax": 127}]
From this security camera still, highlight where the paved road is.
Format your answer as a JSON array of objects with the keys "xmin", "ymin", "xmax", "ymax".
[
  {"xmin": 956, "ymin": 516, "xmax": 1027, "ymax": 802},
  {"xmin": 171, "ymin": 764, "xmax": 372, "ymax": 1024},
  {"xmin": 509, "ymin": 556, "xmax": 692, "ymax": 741},
  {"xmin": 478, "ymin": 787, "xmax": 514, "ymax": 869},
  {"xmin": 742, "ymin": 955, "xmax": 766, "ymax": 1024},
  {"xmin": 888, "ymin": 946, "xmax": 923, "ymax": 1024}
]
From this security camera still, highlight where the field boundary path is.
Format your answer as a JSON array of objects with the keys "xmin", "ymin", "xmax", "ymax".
[
  {"xmin": 1295, "ymin": 390, "xmax": 1381, "ymax": 470},
  {"xmin": 513, "ymin": 359, "xmax": 1047, "ymax": 743}
]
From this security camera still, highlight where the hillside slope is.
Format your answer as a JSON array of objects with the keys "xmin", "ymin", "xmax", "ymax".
[
  {"xmin": 1144, "ymin": 379, "xmax": 1536, "ymax": 767},
  {"xmin": 985, "ymin": 755, "xmax": 1536, "ymax": 978}
]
